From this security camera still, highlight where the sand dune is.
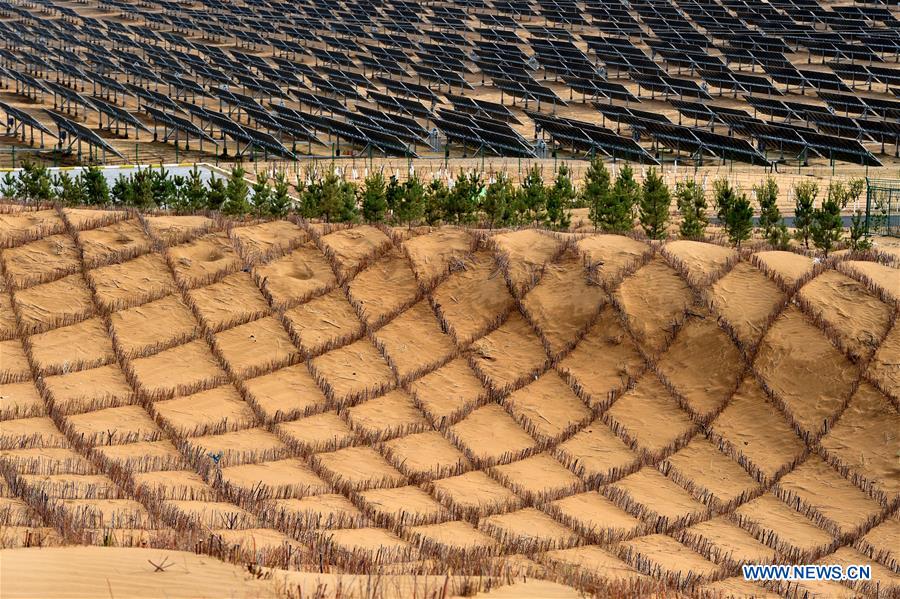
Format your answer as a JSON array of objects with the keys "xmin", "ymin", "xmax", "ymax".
[{"xmin": 0, "ymin": 204, "xmax": 897, "ymax": 598}]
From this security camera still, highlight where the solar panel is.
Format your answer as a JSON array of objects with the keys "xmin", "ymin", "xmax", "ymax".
[
  {"xmin": 143, "ymin": 104, "xmax": 218, "ymax": 144},
  {"xmin": 0, "ymin": 100, "xmax": 56, "ymax": 138},
  {"xmin": 43, "ymin": 109, "xmax": 125, "ymax": 159},
  {"xmin": 527, "ymin": 110, "xmax": 658, "ymax": 164},
  {"xmin": 446, "ymin": 94, "xmax": 521, "ymax": 124},
  {"xmin": 367, "ymin": 90, "xmax": 433, "ymax": 119},
  {"xmin": 434, "ymin": 108, "xmax": 534, "ymax": 157}
]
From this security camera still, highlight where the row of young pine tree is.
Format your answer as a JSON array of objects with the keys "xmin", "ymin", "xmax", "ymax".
[{"xmin": 2, "ymin": 158, "xmax": 871, "ymax": 254}]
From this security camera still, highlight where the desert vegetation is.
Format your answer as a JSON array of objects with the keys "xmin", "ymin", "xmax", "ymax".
[{"xmin": 1, "ymin": 160, "xmax": 883, "ymax": 257}]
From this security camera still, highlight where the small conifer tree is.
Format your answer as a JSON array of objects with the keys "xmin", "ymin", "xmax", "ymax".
[
  {"xmin": 150, "ymin": 166, "xmax": 176, "ymax": 208},
  {"xmin": 753, "ymin": 177, "xmax": 780, "ymax": 239},
  {"xmin": 250, "ymin": 171, "xmax": 272, "ymax": 217},
  {"xmin": 222, "ymin": 165, "xmax": 251, "ymax": 215},
  {"xmin": 638, "ymin": 167, "xmax": 670, "ymax": 239},
  {"xmin": 445, "ymin": 170, "xmax": 482, "ymax": 224},
  {"xmin": 394, "ymin": 172, "xmax": 425, "ymax": 227},
  {"xmin": 385, "ymin": 174, "xmax": 403, "ymax": 217},
  {"xmin": 792, "ymin": 181, "xmax": 818, "ymax": 248},
  {"xmin": 811, "ymin": 194, "xmax": 843, "ymax": 257},
  {"xmin": 848, "ymin": 210, "xmax": 870, "ymax": 252},
  {"xmin": 584, "ymin": 156, "xmax": 612, "ymax": 231},
  {"xmin": 1, "ymin": 172, "xmax": 18, "ymax": 198},
  {"xmin": 52, "ymin": 172, "xmax": 87, "ymax": 206},
  {"xmin": 269, "ymin": 170, "xmax": 292, "ymax": 217},
  {"xmin": 78, "ymin": 165, "xmax": 109, "ymax": 206},
  {"xmin": 675, "ymin": 179, "xmax": 707, "ymax": 240},
  {"xmin": 715, "ymin": 179, "xmax": 753, "ymax": 248},
  {"xmin": 207, "ymin": 173, "xmax": 227, "ymax": 211},
  {"xmin": 361, "ymin": 170, "xmax": 388, "ymax": 223},
  {"xmin": 424, "ymin": 179, "xmax": 448, "ymax": 226},
  {"xmin": 519, "ymin": 165, "xmax": 547, "ymax": 225},
  {"xmin": 182, "ymin": 166, "xmax": 208, "ymax": 212},
  {"xmin": 546, "ymin": 164, "xmax": 574, "ymax": 230},
  {"xmin": 606, "ymin": 163, "xmax": 640, "ymax": 233},
  {"xmin": 482, "ymin": 172, "xmax": 514, "ymax": 229}
]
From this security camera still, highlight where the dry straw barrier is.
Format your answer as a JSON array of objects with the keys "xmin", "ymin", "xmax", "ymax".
[{"xmin": 0, "ymin": 201, "xmax": 898, "ymax": 598}]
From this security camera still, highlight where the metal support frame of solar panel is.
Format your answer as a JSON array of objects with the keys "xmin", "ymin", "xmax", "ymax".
[
  {"xmin": 180, "ymin": 103, "xmax": 296, "ymax": 159},
  {"xmin": 650, "ymin": 45, "xmax": 727, "ymax": 74},
  {"xmin": 410, "ymin": 63, "xmax": 473, "ymax": 92},
  {"xmin": 317, "ymin": 65, "xmax": 376, "ymax": 91},
  {"xmin": 416, "ymin": 50, "xmax": 472, "ymax": 76},
  {"xmin": 433, "ymin": 109, "xmax": 533, "ymax": 157},
  {"xmin": 796, "ymin": 107, "xmax": 900, "ymax": 150},
  {"xmin": 375, "ymin": 75, "xmax": 439, "ymax": 104},
  {"xmin": 419, "ymin": 41, "xmax": 470, "ymax": 64},
  {"xmin": 280, "ymin": 108, "xmax": 414, "ymax": 156},
  {"xmin": 81, "ymin": 68, "xmax": 129, "ymax": 100},
  {"xmin": 475, "ymin": 41, "xmax": 531, "ymax": 66},
  {"xmin": 796, "ymin": 69, "xmax": 853, "ymax": 93},
  {"xmin": 344, "ymin": 111, "xmax": 427, "ymax": 147},
  {"xmin": 475, "ymin": 27, "xmax": 520, "ymax": 44},
  {"xmin": 266, "ymin": 103, "xmax": 326, "ymax": 147},
  {"xmin": 44, "ymin": 80, "xmax": 97, "ymax": 119},
  {"xmin": 43, "ymin": 108, "xmax": 125, "ymax": 160},
  {"xmin": 143, "ymin": 104, "xmax": 219, "ymax": 151},
  {"xmin": 819, "ymin": 92, "xmax": 900, "ymax": 120},
  {"xmin": 594, "ymin": 103, "xmax": 671, "ymax": 133},
  {"xmin": 123, "ymin": 82, "xmax": 183, "ymax": 114},
  {"xmin": 305, "ymin": 72, "xmax": 362, "ymax": 100},
  {"xmin": 699, "ymin": 69, "xmax": 783, "ymax": 98},
  {"xmin": 741, "ymin": 120, "xmax": 881, "ymax": 166},
  {"xmin": 445, "ymin": 94, "xmax": 521, "ymax": 124},
  {"xmin": 632, "ymin": 118, "xmax": 771, "ymax": 166},
  {"xmin": 526, "ymin": 110, "xmax": 657, "ymax": 164},
  {"xmin": 365, "ymin": 90, "xmax": 433, "ymax": 120},
  {"xmin": 492, "ymin": 73, "xmax": 566, "ymax": 106},
  {"xmin": 360, "ymin": 43, "xmax": 411, "ymax": 66},
  {"xmin": 310, "ymin": 47, "xmax": 355, "ymax": 68},
  {"xmin": 817, "ymin": 92, "xmax": 878, "ymax": 117},
  {"xmin": 853, "ymin": 119, "xmax": 900, "ymax": 155},
  {"xmin": 827, "ymin": 62, "xmax": 900, "ymax": 89},
  {"xmin": 254, "ymin": 63, "xmax": 300, "ymax": 89},
  {"xmin": 742, "ymin": 95, "xmax": 800, "ymax": 121},
  {"xmin": 561, "ymin": 75, "xmax": 639, "ymax": 104},
  {"xmin": 233, "ymin": 71, "xmax": 290, "ymax": 100},
  {"xmin": 1, "ymin": 66, "xmax": 51, "ymax": 100},
  {"xmin": 87, "ymin": 95, "xmax": 150, "ymax": 139},
  {"xmin": 356, "ymin": 53, "xmax": 409, "ymax": 78},
  {"xmin": 355, "ymin": 105, "xmax": 429, "ymax": 137},
  {"xmin": 475, "ymin": 58, "xmax": 534, "ymax": 84},
  {"xmin": 668, "ymin": 99, "xmax": 717, "ymax": 127},
  {"xmin": 292, "ymin": 89, "xmax": 349, "ymax": 114},
  {"xmin": 0, "ymin": 100, "xmax": 56, "ymax": 146},
  {"xmin": 159, "ymin": 71, "xmax": 209, "ymax": 101},
  {"xmin": 631, "ymin": 73, "xmax": 712, "ymax": 100}
]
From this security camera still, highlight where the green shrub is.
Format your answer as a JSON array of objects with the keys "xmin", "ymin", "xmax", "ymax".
[
  {"xmin": 481, "ymin": 172, "xmax": 515, "ymax": 229},
  {"xmin": 811, "ymin": 195, "xmax": 843, "ymax": 257},
  {"xmin": 638, "ymin": 167, "xmax": 669, "ymax": 239},
  {"xmin": 394, "ymin": 172, "xmax": 425, "ymax": 227},
  {"xmin": 714, "ymin": 179, "xmax": 753, "ymax": 248},
  {"xmin": 546, "ymin": 164, "xmax": 574, "ymax": 230},
  {"xmin": 361, "ymin": 170, "xmax": 388, "ymax": 223},
  {"xmin": 792, "ymin": 181, "xmax": 818, "ymax": 248},
  {"xmin": 222, "ymin": 165, "xmax": 251, "ymax": 216},
  {"xmin": 675, "ymin": 179, "xmax": 707, "ymax": 240}
]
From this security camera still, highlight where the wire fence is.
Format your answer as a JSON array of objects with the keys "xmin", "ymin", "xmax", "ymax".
[
  {"xmin": 1, "ymin": 143, "xmax": 896, "ymax": 214},
  {"xmin": 866, "ymin": 178, "xmax": 900, "ymax": 237}
]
